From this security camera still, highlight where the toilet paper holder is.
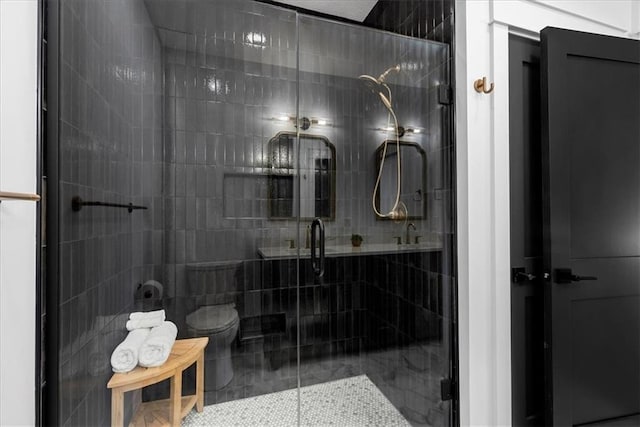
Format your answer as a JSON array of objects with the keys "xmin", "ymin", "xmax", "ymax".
[{"xmin": 137, "ymin": 280, "xmax": 163, "ymax": 299}]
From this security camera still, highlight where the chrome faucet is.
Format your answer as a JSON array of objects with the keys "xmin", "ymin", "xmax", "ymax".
[{"xmin": 406, "ymin": 222, "xmax": 416, "ymax": 244}]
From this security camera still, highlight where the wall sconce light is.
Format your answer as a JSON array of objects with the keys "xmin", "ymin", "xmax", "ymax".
[
  {"xmin": 246, "ymin": 32, "xmax": 267, "ymax": 48},
  {"xmin": 312, "ymin": 118, "xmax": 330, "ymax": 126},
  {"xmin": 377, "ymin": 126, "xmax": 423, "ymax": 137},
  {"xmin": 405, "ymin": 127, "xmax": 423, "ymax": 134},
  {"xmin": 377, "ymin": 125, "xmax": 406, "ymax": 137},
  {"xmin": 300, "ymin": 117, "xmax": 332, "ymax": 129},
  {"xmin": 270, "ymin": 115, "xmax": 332, "ymax": 129}
]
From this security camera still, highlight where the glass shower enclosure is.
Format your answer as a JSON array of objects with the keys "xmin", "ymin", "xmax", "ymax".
[{"xmin": 49, "ymin": 0, "xmax": 455, "ymax": 425}]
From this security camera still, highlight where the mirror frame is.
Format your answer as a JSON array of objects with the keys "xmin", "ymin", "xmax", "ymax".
[
  {"xmin": 267, "ymin": 131, "xmax": 336, "ymax": 221},
  {"xmin": 374, "ymin": 140, "xmax": 427, "ymax": 220}
]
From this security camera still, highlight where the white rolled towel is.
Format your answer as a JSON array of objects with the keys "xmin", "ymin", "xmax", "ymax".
[
  {"xmin": 110, "ymin": 328, "xmax": 151, "ymax": 373},
  {"xmin": 138, "ymin": 321, "xmax": 178, "ymax": 368},
  {"xmin": 126, "ymin": 310, "xmax": 166, "ymax": 331},
  {"xmin": 129, "ymin": 309, "xmax": 165, "ymax": 320}
]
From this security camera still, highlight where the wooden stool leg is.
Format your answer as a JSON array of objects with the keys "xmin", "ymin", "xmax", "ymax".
[
  {"xmin": 170, "ymin": 371, "xmax": 182, "ymax": 426},
  {"xmin": 196, "ymin": 350, "xmax": 205, "ymax": 412},
  {"xmin": 111, "ymin": 389, "xmax": 124, "ymax": 427}
]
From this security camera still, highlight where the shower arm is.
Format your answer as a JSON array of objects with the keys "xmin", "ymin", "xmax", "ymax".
[{"xmin": 378, "ymin": 65, "xmax": 401, "ymax": 83}]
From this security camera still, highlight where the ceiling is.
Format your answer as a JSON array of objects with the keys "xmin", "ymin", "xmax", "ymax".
[{"xmin": 275, "ymin": 0, "xmax": 378, "ymax": 22}]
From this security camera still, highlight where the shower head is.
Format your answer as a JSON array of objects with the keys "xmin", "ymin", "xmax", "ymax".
[
  {"xmin": 358, "ymin": 65, "xmax": 401, "ymax": 111},
  {"xmin": 358, "ymin": 74, "xmax": 393, "ymax": 110},
  {"xmin": 358, "ymin": 65, "xmax": 400, "ymax": 89},
  {"xmin": 358, "ymin": 74, "xmax": 382, "ymax": 93}
]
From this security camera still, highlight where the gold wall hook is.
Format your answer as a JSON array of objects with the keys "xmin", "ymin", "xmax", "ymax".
[{"xmin": 474, "ymin": 77, "xmax": 495, "ymax": 94}]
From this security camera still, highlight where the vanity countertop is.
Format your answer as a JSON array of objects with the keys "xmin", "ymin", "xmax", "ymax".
[{"xmin": 257, "ymin": 242, "xmax": 442, "ymax": 260}]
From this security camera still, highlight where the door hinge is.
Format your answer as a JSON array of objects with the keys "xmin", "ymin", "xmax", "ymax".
[
  {"xmin": 438, "ymin": 84, "xmax": 453, "ymax": 105},
  {"xmin": 440, "ymin": 378, "xmax": 455, "ymax": 401}
]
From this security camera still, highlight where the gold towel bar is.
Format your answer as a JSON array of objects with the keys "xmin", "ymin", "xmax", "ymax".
[{"xmin": 0, "ymin": 191, "xmax": 41, "ymax": 202}]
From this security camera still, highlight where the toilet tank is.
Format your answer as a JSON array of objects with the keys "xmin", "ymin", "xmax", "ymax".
[{"xmin": 185, "ymin": 261, "xmax": 243, "ymax": 298}]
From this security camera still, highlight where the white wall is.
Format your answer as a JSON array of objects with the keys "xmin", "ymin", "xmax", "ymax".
[
  {"xmin": 0, "ymin": 0, "xmax": 38, "ymax": 425},
  {"xmin": 456, "ymin": 0, "xmax": 640, "ymax": 425}
]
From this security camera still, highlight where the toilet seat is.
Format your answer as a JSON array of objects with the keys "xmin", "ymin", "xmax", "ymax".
[{"xmin": 186, "ymin": 304, "xmax": 239, "ymax": 334}]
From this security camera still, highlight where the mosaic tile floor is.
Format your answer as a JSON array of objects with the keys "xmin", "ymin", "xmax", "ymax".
[{"xmin": 183, "ymin": 374, "xmax": 411, "ymax": 426}]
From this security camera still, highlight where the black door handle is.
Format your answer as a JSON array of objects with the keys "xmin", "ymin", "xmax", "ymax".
[
  {"xmin": 554, "ymin": 268, "xmax": 598, "ymax": 284},
  {"xmin": 512, "ymin": 267, "xmax": 536, "ymax": 283},
  {"xmin": 311, "ymin": 218, "xmax": 325, "ymax": 277}
]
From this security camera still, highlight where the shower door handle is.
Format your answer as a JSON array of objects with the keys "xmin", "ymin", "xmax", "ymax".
[{"xmin": 311, "ymin": 218, "xmax": 325, "ymax": 277}]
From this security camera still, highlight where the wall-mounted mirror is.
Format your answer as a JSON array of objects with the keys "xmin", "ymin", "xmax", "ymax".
[
  {"xmin": 375, "ymin": 141, "xmax": 427, "ymax": 220},
  {"xmin": 268, "ymin": 132, "xmax": 336, "ymax": 220}
]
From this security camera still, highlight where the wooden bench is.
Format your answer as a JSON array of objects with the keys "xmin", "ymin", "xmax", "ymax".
[{"xmin": 107, "ymin": 337, "xmax": 209, "ymax": 427}]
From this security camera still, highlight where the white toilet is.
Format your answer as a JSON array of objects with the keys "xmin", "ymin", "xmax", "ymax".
[{"xmin": 186, "ymin": 303, "xmax": 239, "ymax": 390}]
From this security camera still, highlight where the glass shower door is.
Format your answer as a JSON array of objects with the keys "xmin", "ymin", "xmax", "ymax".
[
  {"xmin": 295, "ymin": 15, "xmax": 455, "ymax": 426},
  {"xmin": 51, "ymin": 0, "xmax": 455, "ymax": 423}
]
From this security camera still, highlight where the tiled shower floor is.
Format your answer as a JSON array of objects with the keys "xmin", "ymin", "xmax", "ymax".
[
  {"xmin": 183, "ymin": 375, "xmax": 410, "ymax": 427},
  {"xmin": 202, "ymin": 343, "xmax": 448, "ymax": 426}
]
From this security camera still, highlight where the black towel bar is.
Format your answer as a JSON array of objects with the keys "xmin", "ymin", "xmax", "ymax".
[{"xmin": 71, "ymin": 196, "xmax": 148, "ymax": 213}]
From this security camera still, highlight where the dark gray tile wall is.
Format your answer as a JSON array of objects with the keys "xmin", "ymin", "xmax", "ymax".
[
  {"xmin": 57, "ymin": 0, "xmax": 164, "ymax": 425},
  {"xmin": 364, "ymin": 252, "xmax": 445, "ymax": 346},
  {"xmin": 364, "ymin": 0, "xmax": 454, "ymax": 44},
  {"xmin": 161, "ymin": 7, "xmax": 450, "ymax": 298}
]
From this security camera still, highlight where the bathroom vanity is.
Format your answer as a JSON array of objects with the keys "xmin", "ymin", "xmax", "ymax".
[{"xmin": 257, "ymin": 241, "xmax": 442, "ymax": 260}]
